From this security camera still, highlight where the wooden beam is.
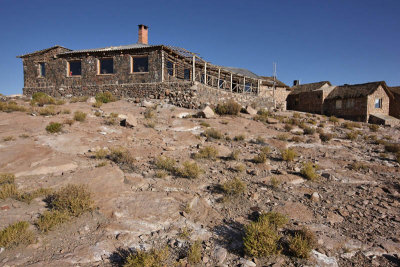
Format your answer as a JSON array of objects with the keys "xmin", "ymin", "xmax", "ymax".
[
  {"xmin": 161, "ymin": 50, "xmax": 164, "ymax": 82},
  {"xmin": 243, "ymin": 77, "xmax": 246, "ymax": 94},
  {"xmin": 204, "ymin": 63, "xmax": 207, "ymax": 85},
  {"xmin": 217, "ymin": 68, "xmax": 220, "ymax": 89},
  {"xmin": 230, "ymin": 73, "xmax": 233, "ymax": 92}
]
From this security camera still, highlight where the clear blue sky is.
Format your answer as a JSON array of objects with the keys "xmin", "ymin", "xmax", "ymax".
[{"xmin": 1, "ymin": 0, "xmax": 399, "ymax": 95}]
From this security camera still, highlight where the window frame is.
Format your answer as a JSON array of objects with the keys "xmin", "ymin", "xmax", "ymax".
[
  {"xmin": 166, "ymin": 60, "xmax": 174, "ymax": 76},
  {"xmin": 374, "ymin": 98, "xmax": 382, "ymax": 109},
  {"xmin": 38, "ymin": 62, "xmax": 46, "ymax": 78},
  {"xmin": 131, "ymin": 56, "xmax": 149, "ymax": 73},
  {"xmin": 336, "ymin": 99, "xmax": 342, "ymax": 109},
  {"xmin": 184, "ymin": 68, "xmax": 191, "ymax": 80},
  {"xmin": 67, "ymin": 60, "xmax": 82, "ymax": 77},
  {"xmin": 98, "ymin": 58, "xmax": 114, "ymax": 75}
]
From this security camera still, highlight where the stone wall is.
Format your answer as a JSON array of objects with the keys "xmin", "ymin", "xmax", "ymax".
[
  {"xmin": 367, "ymin": 85, "xmax": 390, "ymax": 120},
  {"xmin": 389, "ymin": 92, "xmax": 400, "ymax": 119},
  {"xmin": 259, "ymin": 86, "xmax": 290, "ymax": 109},
  {"xmin": 323, "ymin": 97, "xmax": 368, "ymax": 122},
  {"xmin": 287, "ymin": 90, "xmax": 324, "ymax": 114}
]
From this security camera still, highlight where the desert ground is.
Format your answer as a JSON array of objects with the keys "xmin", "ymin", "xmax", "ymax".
[{"xmin": 0, "ymin": 95, "xmax": 399, "ymax": 267}]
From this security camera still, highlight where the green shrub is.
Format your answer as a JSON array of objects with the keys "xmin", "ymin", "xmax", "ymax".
[
  {"xmin": 243, "ymin": 215, "xmax": 280, "ymax": 257},
  {"xmin": 259, "ymin": 212, "xmax": 288, "ymax": 230},
  {"xmin": 215, "ymin": 100, "xmax": 241, "ymax": 115},
  {"xmin": 48, "ymin": 184, "xmax": 93, "ymax": 217},
  {"xmin": 300, "ymin": 162, "xmax": 318, "ymax": 181},
  {"xmin": 303, "ymin": 127, "xmax": 316, "ymax": 135},
  {"xmin": 194, "ymin": 146, "xmax": 219, "ymax": 160},
  {"xmin": 154, "ymin": 156, "xmax": 176, "ymax": 172},
  {"xmin": 233, "ymin": 134, "xmax": 245, "ymax": 141},
  {"xmin": 221, "ymin": 177, "xmax": 246, "ymax": 197},
  {"xmin": 0, "ymin": 183, "xmax": 18, "ymax": 200},
  {"xmin": 0, "ymin": 221, "xmax": 35, "ymax": 248},
  {"xmin": 203, "ymin": 128, "xmax": 223, "ymax": 140},
  {"xmin": 46, "ymin": 122, "xmax": 63, "ymax": 133},
  {"xmin": 124, "ymin": 247, "xmax": 169, "ymax": 267},
  {"xmin": 288, "ymin": 228, "xmax": 316, "ymax": 259},
  {"xmin": 281, "ymin": 148, "xmax": 297, "ymax": 162},
  {"xmin": 95, "ymin": 91, "xmax": 116, "ymax": 103},
  {"xmin": 0, "ymin": 173, "xmax": 15, "ymax": 185},
  {"xmin": 385, "ymin": 143, "xmax": 400, "ymax": 153},
  {"xmin": 74, "ymin": 111, "xmax": 87, "ymax": 122},
  {"xmin": 36, "ymin": 210, "xmax": 70, "ymax": 232},
  {"xmin": 175, "ymin": 161, "xmax": 202, "ymax": 179},
  {"xmin": 188, "ymin": 240, "xmax": 202, "ymax": 264},
  {"xmin": 38, "ymin": 105, "xmax": 58, "ymax": 116},
  {"xmin": 31, "ymin": 92, "xmax": 55, "ymax": 106},
  {"xmin": 319, "ymin": 132, "xmax": 333, "ymax": 142}
]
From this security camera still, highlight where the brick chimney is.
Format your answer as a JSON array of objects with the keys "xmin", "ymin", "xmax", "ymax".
[{"xmin": 138, "ymin": 24, "xmax": 148, "ymax": 45}]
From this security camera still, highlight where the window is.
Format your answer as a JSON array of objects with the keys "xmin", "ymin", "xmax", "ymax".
[
  {"xmin": 99, "ymin": 58, "xmax": 113, "ymax": 74},
  {"xmin": 218, "ymin": 79, "xmax": 224, "ymax": 88},
  {"xmin": 132, "ymin": 56, "xmax": 148, "ymax": 73},
  {"xmin": 375, "ymin": 98, "xmax": 382, "ymax": 108},
  {"xmin": 336, "ymin": 100, "xmax": 342, "ymax": 109},
  {"xmin": 166, "ymin": 61, "xmax": 174, "ymax": 76},
  {"xmin": 346, "ymin": 99, "xmax": 355, "ymax": 108},
  {"xmin": 184, "ymin": 69, "xmax": 191, "ymax": 80},
  {"xmin": 245, "ymin": 82, "xmax": 252, "ymax": 92},
  {"xmin": 68, "ymin": 61, "xmax": 81, "ymax": 76},
  {"xmin": 39, "ymin": 62, "xmax": 45, "ymax": 77}
]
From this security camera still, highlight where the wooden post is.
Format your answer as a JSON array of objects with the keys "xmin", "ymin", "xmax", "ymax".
[
  {"xmin": 161, "ymin": 50, "xmax": 165, "ymax": 82},
  {"xmin": 217, "ymin": 68, "xmax": 220, "ymax": 89},
  {"xmin": 243, "ymin": 77, "xmax": 246, "ymax": 94},
  {"xmin": 257, "ymin": 79, "xmax": 260, "ymax": 95},
  {"xmin": 230, "ymin": 73, "xmax": 233, "ymax": 92},
  {"xmin": 204, "ymin": 63, "xmax": 207, "ymax": 85},
  {"xmin": 192, "ymin": 56, "xmax": 195, "ymax": 82}
]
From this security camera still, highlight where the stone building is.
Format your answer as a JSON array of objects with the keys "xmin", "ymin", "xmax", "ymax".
[
  {"xmin": 286, "ymin": 81, "xmax": 334, "ymax": 114},
  {"xmin": 258, "ymin": 76, "xmax": 290, "ymax": 109},
  {"xmin": 323, "ymin": 81, "xmax": 393, "ymax": 122},
  {"xmin": 17, "ymin": 25, "xmax": 278, "ymax": 109},
  {"xmin": 389, "ymin": 86, "xmax": 400, "ymax": 119}
]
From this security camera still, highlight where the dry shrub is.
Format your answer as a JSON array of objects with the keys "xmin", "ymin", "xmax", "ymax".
[
  {"xmin": 0, "ymin": 173, "xmax": 15, "ymax": 185},
  {"xmin": 319, "ymin": 132, "xmax": 333, "ymax": 142},
  {"xmin": 187, "ymin": 240, "xmax": 202, "ymax": 264},
  {"xmin": 124, "ymin": 246, "xmax": 169, "ymax": 267},
  {"xmin": 95, "ymin": 91, "xmax": 116, "ymax": 103},
  {"xmin": 39, "ymin": 105, "xmax": 58, "ymax": 116},
  {"xmin": 368, "ymin": 124, "xmax": 379, "ymax": 132},
  {"xmin": 255, "ymin": 136, "xmax": 266, "ymax": 144},
  {"xmin": 300, "ymin": 162, "xmax": 318, "ymax": 181},
  {"xmin": 329, "ymin": 116, "xmax": 339, "ymax": 123},
  {"xmin": 154, "ymin": 156, "xmax": 176, "ymax": 172},
  {"xmin": 175, "ymin": 161, "xmax": 202, "ymax": 179},
  {"xmin": 31, "ymin": 92, "xmax": 55, "ymax": 106},
  {"xmin": 74, "ymin": 111, "xmax": 87, "ymax": 122},
  {"xmin": 109, "ymin": 147, "xmax": 136, "ymax": 171},
  {"xmin": 342, "ymin": 121, "xmax": 361, "ymax": 130},
  {"xmin": 155, "ymin": 170, "xmax": 168, "ymax": 178},
  {"xmin": 396, "ymin": 153, "xmax": 400, "ymax": 163},
  {"xmin": 62, "ymin": 109, "xmax": 71, "ymax": 114},
  {"xmin": 281, "ymin": 148, "xmax": 297, "ymax": 162},
  {"xmin": 144, "ymin": 121, "xmax": 156, "ymax": 128},
  {"xmin": 260, "ymin": 212, "xmax": 288, "ymax": 230},
  {"xmin": 346, "ymin": 131, "xmax": 358, "ymax": 140},
  {"xmin": 303, "ymin": 127, "xmax": 315, "ymax": 135},
  {"xmin": 70, "ymin": 96, "xmax": 89, "ymax": 103},
  {"xmin": 276, "ymin": 133, "xmax": 289, "ymax": 141},
  {"xmin": 48, "ymin": 184, "xmax": 93, "ymax": 217},
  {"xmin": 63, "ymin": 119, "xmax": 74, "ymax": 126},
  {"xmin": 203, "ymin": 128, "xmax": 223, "ymax": 140},
  {"xmin": 92, "ymin": 101, "xmax": 103, "ymax": 108},
  {"xmin": 348, "ymin": 162, "xmax": 368, "ymax": 171},
  {"xmin": 0, "ymin": 183, "xmax": 18, "ymax": 200},
  {"xmin": 221, "ymin": 177, "xmax": 246, "ymax": 198},
  {"xmin": 291, "ymin": 136, "xmax": 304, "ymax": 143},
  {"xmin": 284, "ymin": 124, "xmax": 293, "ymax": 132},
  {"xmin": 270, "ymin": 176, "xmax": 281, "ymax": 189},
  {"xmin": 253, "ymin": 152, "xmax": 267, "ymax": 164},
  {"xmin": 243, "ymin": 215, "xmax": 281, "ymax": 257},
  {"xmin": 0, "ymin": 101, "xmax": 27, "ymax": 112},
  {"xmin": 94, "ymin": 148, "xmax": 108, "ymax": 159},
  {"xmin": 0, "ymin": 221, "xmax": 35, "ymax": 248},
  {"xmin": 36, "ymin": 210, "xmax": 70, "ymax": 232},
  {"xmin": 194, "ymin": 146, "xmax": 219, "ymax": 160},
  {"xmin": 46, "ymin": 122, "xmax": 63, "ymax": 133},
  {"xmin": 233, "ymin": 134, "xmax": 245, "ymax": 141},
  {"xmin": 144, "ymin": 107, "xmax": 156, "ymax": 119},
  {"xmin": 3, "ymin": 136, "xmax": 15, "ymax": 142},
  {"xmin": 288, "ymin": 228, "xmax": 316, "ymax": 259},
  {"xmin": 215, "ymin": 100, "xmax": 241, "ymax": 115},
  {"xmin": 385, "ymin": 143, "xmax": 400, "ymax": 153},
  {"xmin": 228, "ymin": 149, "xmax": 240, "ymax": 160},
  {"xmin": 233, "ymin": 164, "xmax": 245, "ymax": 173},
  {"xmin": 15, "ymin": 188, "xmax": 52, "ymax": 204},
  {"xmin": 104, "ymin": 117, "xmax": 118, "ymax": 125}
]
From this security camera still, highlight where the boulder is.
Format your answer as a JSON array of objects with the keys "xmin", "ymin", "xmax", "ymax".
[
  {"xmin": 311, "ymin": 192, "xmax": 320, "ymax": 202},
  {"xmin": 87, "ymin": 97, "xmax": 96, "ymax": 104},
  {"xmin": 141, "ymin": 100, "xmax": 155, "ymax": 108},
  {"xmin": 119, "ymin": 114, "xmax": 138, "ymax": 128},
  {"xmin": 198, "ymin": 106, "xmax": 215, "ymax": 119},
  {"xmin": 245, "ymin": 106, "xmax": 257, "ymax": 115},
  {"xmin": 213, "ymin": 246, "xmax": 227, "ymax": 264},
  {"xmin": 267, "ymin": 118, "xmax": 279, "ymax": 124}
]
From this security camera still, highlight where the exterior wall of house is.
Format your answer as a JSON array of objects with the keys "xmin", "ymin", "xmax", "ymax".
[
  {"xmin": 22, "ymin": 48, "xmax": 163, "ymax": 95},
  {"xmin": 258, "ymin": 86, "xmax": 290, "ymax": 109},
  {"xmin": 286, "ymin": 90, "xmax": 324, "ymax": 114},
  {"xmin": 323, "ymin": 97, "xmax": 368, "ymax": 122},
  {"xmin": 366, "ymin": 85, "xmax": 390, "ymax": 119},
  {"xmin": 389, "ymin": 92, "xmax": 400, "ymax": 119}
]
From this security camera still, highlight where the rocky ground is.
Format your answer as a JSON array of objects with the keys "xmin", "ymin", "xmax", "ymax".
[{"xmin": 0, "ymin": 96, "xmax": 399, "ymax": 267}]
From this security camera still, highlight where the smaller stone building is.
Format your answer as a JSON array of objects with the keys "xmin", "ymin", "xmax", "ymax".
[
  {"xmin": 389, "ymin": 86, "xmax": 400, "ymax": 119},
  {"xmin": 286, "ymin": 81, "xmax": 334, "ymax": 114},
  {"xmin": 323, "ymin": 81, "xmax": 393, "ymax": 122},
  {"xmin": 258, "ymin": 76, "xmax": 290, "ymax": 109}
]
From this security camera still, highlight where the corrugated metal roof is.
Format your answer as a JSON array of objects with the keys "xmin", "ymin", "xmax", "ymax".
[
  {"xmin": 59, "ymin": 43, "xmax": 156, "ymax": 55},
  {"xmin": 289, "ymin": 81, "xmax": 331, "ymax": 95},
  {"xmin": 219, "ymin": 66, "xmax": 260, "ymax": 79},
  {"xmin": 17, "ymin": 45, "xmax": 71, "ymax": 58}
]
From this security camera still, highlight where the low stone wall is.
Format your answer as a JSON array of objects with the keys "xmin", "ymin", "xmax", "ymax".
[{"xmin": 23, "ymin": 81, "xmax": 275, "ymax": 110}]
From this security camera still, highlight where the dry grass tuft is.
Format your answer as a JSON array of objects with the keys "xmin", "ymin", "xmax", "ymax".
[
  {"xmin": 46, "ymin": 122, "xmax": 63, "ymax": 133},
  {"xmin": 221, "ymin": 177, "xmax": 246, "ymax": 198},
  {"xmin": 74, "ymin": 111, "xmax": 87, "ymax": 122},
  {"xmin": 187, "ymin": 240, "xmax": 202, "ymax": 264},
  {"xmin": 203, "ymin": 128, "xmax": 223, "ymax": 140},
  {"xmin": 215, "ymin": 100, "xmax": 241, "ymax": 115},
  {"xmin": 194, "ymin": 146, "xmax": 219, "ymax": 160},
  {"xmin": 300, "ymin": 162, "xmax": 318, "ymax": 181},
  {"xmin": 0, "ymin": 221, "xmax": 35, "ymax": 248},
  {"xmin": 175, "ymin": 161, "xmax": 202, "ymax": 179},
  {"xmin": 288, "ymin": 228, "xmax": 316, "ymax": 259},
  {"xmin": 154, "ymin": 156, "xmax": 176, "ymax": 172}
]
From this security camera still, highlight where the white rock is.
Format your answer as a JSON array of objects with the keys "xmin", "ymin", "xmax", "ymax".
[
  {"xmin": 198, "ymin": 106, "xmax": 215, "ymax": 119},
  {"xmin": 214, "ymin": 246, "xmax": 227, "ymax": 264},
  {"xmin": 87, "ymin": 97, "xmax": 96, "ymax": 104},
  {"xmin": 119, "ymin": 114, "xmax": 137, "ymax": 127},
  {"xmin": 311, "ymin": 192, "xmax": 320, "ymax": 202},
  {"xmin": 141, "ymin": 100, "xmax": 155, "ymax": 108},
  {"xmin": 239, "ymin": 258, "xmax": 256, "ymax": 267},
  {"xmin": 245, "ymin": 106, "xmax": 257, "ymax": 115},
  {"xmin": 311, "ymin": 250, "xmax": 338, "ymax": 267}
]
